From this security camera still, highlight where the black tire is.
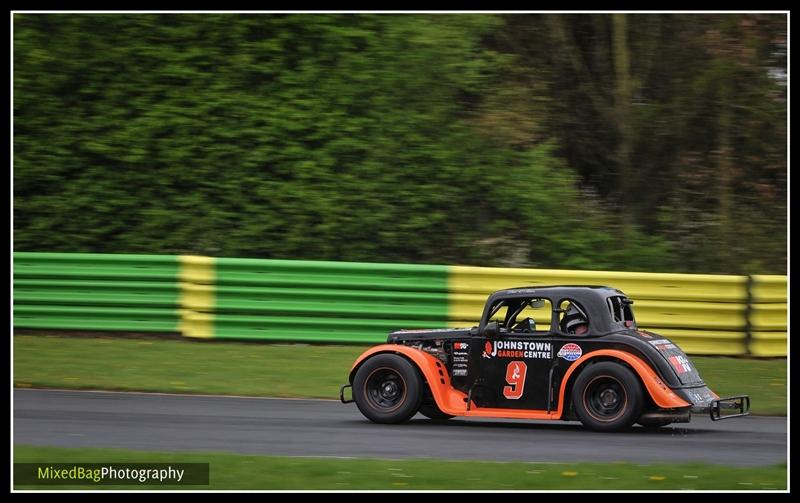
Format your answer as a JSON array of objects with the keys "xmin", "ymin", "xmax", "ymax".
[
  {"xmin": 352, "ymin": 354, "xmax": 423, "ymax": 424},
  {"xmin": 572, "ymin": 361, "xmax": 643, "ymax": 432},
  {"xmin": 418, "ymin": 403, "xmax": 454, "ymax": 421}
]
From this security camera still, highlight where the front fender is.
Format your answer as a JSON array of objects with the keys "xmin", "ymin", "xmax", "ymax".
[{"xmin": 348, "ymin": 344, "xmax": 468, "ymax": 415}]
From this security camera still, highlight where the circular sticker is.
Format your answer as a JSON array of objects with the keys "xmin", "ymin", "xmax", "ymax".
[{"xmin": 557, "ymin": 343, "xmax": 582, "ymax": 361}]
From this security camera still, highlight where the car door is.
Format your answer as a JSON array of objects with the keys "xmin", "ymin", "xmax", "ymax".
[{"xmin": 467, "ymin": 298, "xmax": 557, "ymax": 410}]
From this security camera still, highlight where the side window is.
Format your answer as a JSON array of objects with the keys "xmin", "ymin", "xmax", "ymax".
[
  {"xmin": 558, "ymin": 299, "xmax": 590, "ymax": 335},
  {"xmin": 607, "ymin": 296, "xmax": 635, "ymax": 327},
  {"xmin": 506, "ymin": 298, "xmax": 553, "ymax": 335},
  {"xmin": 607, "ymin": 297, "xmax": 622, "ymax": 322}
]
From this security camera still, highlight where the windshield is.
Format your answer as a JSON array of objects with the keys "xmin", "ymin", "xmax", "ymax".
[{"xmin": 486, "ymin": 298, "xmax": 552, "ymax": 334}]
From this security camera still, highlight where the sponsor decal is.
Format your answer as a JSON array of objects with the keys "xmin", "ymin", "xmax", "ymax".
[
  {"xmin": 503, "ymin": 361, "xmax": 527, "ymax": 399},
  {"xmin": 557, "ymin": 343, "xmax": 582, "ymax": 361},
  {"xmin": 648, "ymin": 339, "xmax": 677, "ymax": 351},
  {"xmin": 452, "ymin": 341, "xmax": 469, "ymax": 377},
  {"xmin": 636, "ymin": 330, "xmax": 653, "ymax": 339},
  {"xmin": 668, "ymin": 355, "xmax": 692, "ymax": 374},
  {"xmin": 482, "ymin": 340, "xmax": 552, "ymax": 359}
]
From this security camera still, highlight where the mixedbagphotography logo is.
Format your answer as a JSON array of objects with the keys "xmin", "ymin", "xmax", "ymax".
[{"xmin": 14, "ymin": 463, "xmax": 210, "ymax": 486}]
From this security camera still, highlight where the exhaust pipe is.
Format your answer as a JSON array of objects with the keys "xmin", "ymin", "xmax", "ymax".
[{"xmin": 638, "ymin": 410, "xmax": 691, "ymax": 424}]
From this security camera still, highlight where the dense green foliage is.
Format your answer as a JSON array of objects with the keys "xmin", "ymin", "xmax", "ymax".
[{"xmin": 14, "ymin": 14, "xmax": 786, "ymax": 273}]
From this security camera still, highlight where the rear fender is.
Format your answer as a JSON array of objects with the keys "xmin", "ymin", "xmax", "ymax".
[
  {"xmin": 349, "ymin": 344, "xmax": 468, "ymax": 415},
  {"xmin": 557, "ymin": 349, "xmax": 691, "ymax": 415}
]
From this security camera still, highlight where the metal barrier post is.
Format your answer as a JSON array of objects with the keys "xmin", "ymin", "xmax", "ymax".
[{"xmin": 744, "ymin": 274, "xmax": 754, "ymax": 356}]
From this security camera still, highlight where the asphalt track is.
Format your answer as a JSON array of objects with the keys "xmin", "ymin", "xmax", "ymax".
[{"xmin": 14, "ymin": 389, "xmax": 786, "ymax": 466}]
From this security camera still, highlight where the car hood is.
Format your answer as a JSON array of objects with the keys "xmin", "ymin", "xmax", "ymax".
[{"xmin": 387, "ymin": 327, "xmax": 473, "ymax": 343}]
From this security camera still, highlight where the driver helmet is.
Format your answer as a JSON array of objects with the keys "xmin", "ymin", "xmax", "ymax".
[{"xmin": 562, "ymin": 303, "xmax": 588, "ymax": 334}]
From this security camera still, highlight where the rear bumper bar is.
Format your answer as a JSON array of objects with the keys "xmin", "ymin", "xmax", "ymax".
[
  {"xmin": 339, "ymin": 384, "xmax": 354, "ymax": 404},
  {"xmin": 692, "ymin": 395, "xmax": 750, "ymax": 421}
]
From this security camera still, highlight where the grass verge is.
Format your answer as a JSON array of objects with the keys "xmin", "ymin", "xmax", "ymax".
[
  {"xmin": 13, "ymin": 333, "xmax": 786, "ymax": 415},
  {"xmin": 13, "ymin": 445, "xmax": 787, "ymax": 490}
]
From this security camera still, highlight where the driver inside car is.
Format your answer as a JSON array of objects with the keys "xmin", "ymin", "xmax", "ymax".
[{"xmin": 561, "ymin": 303, "xmax": 589, "ymax": 335}]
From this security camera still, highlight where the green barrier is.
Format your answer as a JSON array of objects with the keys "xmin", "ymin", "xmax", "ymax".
[
  {"xmin": 13, "ymin": 253, "xmax": 787, "ymax": 356},
  {"xmin": 14, "ymin": 252, "xmax": 179, "ymax": 280},
  {"xmin": 209, "ymin": 314, "xmax": 441, "ymax": 343},
  {"xmin": 13, "ymin": 305, "xmax": 179, "ymax": 332},
  {"xmin": 13, "ymin": 253, "xmax": 180, "ymax": 333},
  {"xmin": 214, "ymin": 287, "xmax": 448, "ymax": 319},
  {"xmin": 14, "ymin": 279, "xmax": 178, "ymax": 306},
  {"xmin": 200, "ymin": 258, "xmax": 450, "ymax": 341},
  {"xmin": 214, "ymin": 257, "xmax": 450, "ymax": 291}
]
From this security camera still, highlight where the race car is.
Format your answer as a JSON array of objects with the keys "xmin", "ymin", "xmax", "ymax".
[{"xmin": 340, "ymin": 286, "xmax": 750, "ymax": 431}]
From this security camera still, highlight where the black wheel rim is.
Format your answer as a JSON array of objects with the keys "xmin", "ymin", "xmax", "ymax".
[
  {"xmin": 584, "ymin": 375, "xmax": 626, "ymax": 421},
  {"xmin": 365, "ymin": 367, "xmax": 406, "ymax": 411}
]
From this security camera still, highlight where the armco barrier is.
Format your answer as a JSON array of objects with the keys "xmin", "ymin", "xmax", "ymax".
[
  {"xmin": 749, "ymin": 275, "xmax": 788, "ymax": 357},
  {"xmin": 193, "ymin": 257, "xmax": 449, "ymax": 343},
  {"xmin": 447, "ymin": 265, "xmax": 785, "ymax": 356},
  {"xmin": 13, "ymin": 253, "xmax": 180, "ymax": 332},
  {"xmin": 13, "ymin": 253, "xmax": 787, "ymax": 356}
]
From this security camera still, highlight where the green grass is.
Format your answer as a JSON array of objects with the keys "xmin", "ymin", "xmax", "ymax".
[
  {"xmin": 13, "ymin": 445, "xmax": 787, "ymax": 490},
  {"xmin": 13, "ymin": 334, "xmax": 365, "ymax": 399},
  {"xmin": 13, "ymin": 334, "xmax": 786, "ymax": 415},
  {"xmin": 691, "ymin": 356, "xmax": 786, "ymax": 415}
]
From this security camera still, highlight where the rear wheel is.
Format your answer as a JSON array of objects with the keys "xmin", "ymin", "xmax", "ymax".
[
  {"xmin": 572, "ymin": 361, "xmax": 643, "ymax": 432},
  {"xmin": 352, "ymin": 354, "xmax": 423, "ymax": 424}
]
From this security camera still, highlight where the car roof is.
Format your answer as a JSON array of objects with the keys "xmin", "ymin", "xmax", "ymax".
[
  {"xmin": 487, "ymin": 285, "xmax": 627, "ymax": 302},
  {"xmin": 481, "ymin": 286, "xmax": 631, "ymax": 333}
]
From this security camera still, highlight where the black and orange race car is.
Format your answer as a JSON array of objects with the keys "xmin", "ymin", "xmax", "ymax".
[{"xmin": 340, "ymin": 286, "xmax": 750, "ymax": 431}]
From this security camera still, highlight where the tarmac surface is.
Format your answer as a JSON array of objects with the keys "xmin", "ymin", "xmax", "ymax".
[{"xmin": 14, "ymin": 389, "xmax": 787, "ymax": 466}]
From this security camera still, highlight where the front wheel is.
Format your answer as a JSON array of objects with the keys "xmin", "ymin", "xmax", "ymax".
[
  {"xmin": 352, "ymin": 354, "xmax": 423, "ymax": 424},
  {"xmin": 572, "ymin": 361, "xmax": 643, "ymax": 432}
]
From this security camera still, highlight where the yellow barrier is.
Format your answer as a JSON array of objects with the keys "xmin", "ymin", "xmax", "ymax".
[
  {"xmin": 448, "ymin": 266, "xmax": 747, "ymax": 301},
  {"xmin": 751, "ymin": 275, "xmax": 788, "ymax": 303},
  {"xmin": 748, "ymin": 275, "xmax": 787, "ymax": 357},
  {"xmin": 751, "ymin": 331, "xmax": 788, "ymax": 357},
  {"xmin": 447, "ymin": 265, "xmax": 786, "ymax": 356},
  {"xmin": 652, "ymin": 329, "xmax": 747, "ymax": 356},
  {"xmin": 179, "ymin": 256, "xmax": 215, "ymax": 339},
  {"xmin": 632, "ymin": 300, "xmax": 746, "ymax": 330},
  {"xmin": 750, "ymin": 303, "xmax": 788, "ymax": 331},
  {"xmin": 15, "ymin": 252, "xmax": 787, "ymax": 356}
]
